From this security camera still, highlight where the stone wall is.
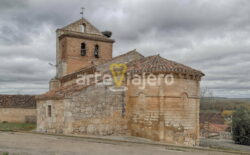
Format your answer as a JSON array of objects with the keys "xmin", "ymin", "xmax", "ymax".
[
  {"xmin": 126, "ymin": 76, "xmax": 200, "ymax": 146},
  {"xmin": 49, "ymin": 79, "xmax": 60, "ymax": 91},
  {"xmin": 37, "ymin": 74, "xmax": 200, "ymax": 146},
  {"xmin": 62, "ymin": 18, "xmax": 103, "ymax": 35},
  {"xmin": 37, "ymin": 84, "xmax": 128, "ymax": 135},
  {"xmin": 0, "ymin": 108, "xmax": 36, "ymax": 123},
  {"xmin": 65, "ymin": 84, "xmax": 127, "ymax": 135},
  {"xmin": 37, "ymin": 99, "xmax": 65, "ymax": 133}
]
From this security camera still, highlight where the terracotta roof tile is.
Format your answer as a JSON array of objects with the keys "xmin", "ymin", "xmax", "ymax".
[
  {"xmin": 0, "ymin": 95, "xmax": 36, "ymax": 108},
  {"xmin": 59, "ymin": 50, "xmax": 143, "ymax": 83},
  {"xmin": 36, "ymin": 84, "xmax": 93, "ymax": 100},
  {"xmin": 41, "ymin": 53, "xmax": 205, "ymax": 100},
  {"xmin": 127, "ymin": 55, "xmax": 204, "ymax": 77},
  {"xmin": 208, "ymin": 123, "xmax": 229, "ymax": 133}
]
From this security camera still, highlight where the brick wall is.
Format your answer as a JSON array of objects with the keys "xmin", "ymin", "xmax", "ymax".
[{"xmin": 58, "ymin": 36, "xmax": 113, "ymax": 76}]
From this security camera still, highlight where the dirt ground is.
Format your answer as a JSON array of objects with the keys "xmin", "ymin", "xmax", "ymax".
[{"xmin": 0, "ymin": 132, "xmax": 244, "ymax": 155}]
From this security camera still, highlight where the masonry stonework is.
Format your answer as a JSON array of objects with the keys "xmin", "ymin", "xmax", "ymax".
[
  {"xmin": 127, "ymin": 77, "xmax": 200, "ymax": 145},
  {"xmin": 37, "ymin": 85, "xmax": 128, "ymax": 135},
  {"xmin": 37, "ymin": 18, "xmax": 204, "ymax": 146}
]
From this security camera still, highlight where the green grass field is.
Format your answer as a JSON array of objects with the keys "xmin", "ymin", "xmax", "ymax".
[{"xmin": 0, "ymin": 122, "xmax": 36, "ymax": 132}]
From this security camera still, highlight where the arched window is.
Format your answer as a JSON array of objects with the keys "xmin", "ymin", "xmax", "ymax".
[
  {"xmin": 94, "ymin": 45, "xmax": 99, "ymax": 58},
  {"xmin": 81, "ymin": 43, "xmax": 86, "ymax": 56},
  {"xmin": 80, "ymin": 24, "xmax": 86, "ymax": 33}
]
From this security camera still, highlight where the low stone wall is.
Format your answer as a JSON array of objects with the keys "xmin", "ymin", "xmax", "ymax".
[{"xmin": 0, "ymin": 108, "xmax": 36, "ymax": 123}]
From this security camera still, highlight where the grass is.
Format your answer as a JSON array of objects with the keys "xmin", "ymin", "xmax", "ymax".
[{"xmin": 0, "ymin": 122, "xmax": 36, "ymax": 132}]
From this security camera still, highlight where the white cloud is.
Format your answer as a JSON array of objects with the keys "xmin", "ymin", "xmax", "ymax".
[{"xmin": 0, "ymin": 0, "xmax": 249, "ymax": 97}]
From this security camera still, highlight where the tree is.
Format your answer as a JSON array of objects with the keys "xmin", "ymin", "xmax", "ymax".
[
  {"xmin": 200, "ymin": 87, "xmax": 216, "ymax": 111},
  {"xmin": 232, "ymin": 108, "xmax": 250, "ymax": 145}
]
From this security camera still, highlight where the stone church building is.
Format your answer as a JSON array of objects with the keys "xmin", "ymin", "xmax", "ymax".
[{"xmin": 37, "ymin": 18, "xmax": 204, "ymax": 146}]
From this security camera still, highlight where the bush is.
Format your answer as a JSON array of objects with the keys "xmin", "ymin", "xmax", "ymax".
[{"xmin": 232, "ymin": 108, "xmax": 250, "ymax": 145}]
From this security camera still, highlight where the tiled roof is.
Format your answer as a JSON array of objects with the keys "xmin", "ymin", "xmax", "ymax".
[
  {"xmin": 59, "ymin": 50, "xmax": 143, "ymax": 83},
  {"xmin": 39, "ymin": 53, "xmax": 205, "ymax": 100},
  {"xmin": 0, "ymin": 95, "xmax": 36, "ymax": 108},
  {"xmin": 199, "ymin": 113, "xmax": 225, "ymax": 124},
  {"xmin": 60, "ymin": 66, "xmax": 96, "ymax": 83},
  {"xmin": 127, "ymin": 55, "xmax": 204, "ymax": 77},
  {"xmin": 209, "ymin": 123, "xmax": 229, "ymax": 132},
  {"xmin": 36, "ymin": 83, "xmax": 92, "ymax": 100}
]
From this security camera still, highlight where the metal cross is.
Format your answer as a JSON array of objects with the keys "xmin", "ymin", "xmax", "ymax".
[{"xmin": 80, "ymin": 7, "xmax": 85, "ymax": 19}]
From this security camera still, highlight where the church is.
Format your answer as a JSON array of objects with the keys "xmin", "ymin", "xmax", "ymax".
[{"xmin": 36, "ymin": 17, "xmax": 204, "ymax": 146}]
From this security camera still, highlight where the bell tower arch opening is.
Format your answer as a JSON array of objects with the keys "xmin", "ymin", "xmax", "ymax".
[
  {"xmin": 80, "ymin": 23, "xmax": 86, "ymax": 33},
  {"xmin": 55, "ymin": 18, "xmax": 115, "ymax": 78},
  {"xmin": 94, "ymin": 44, "xmax": 99, "ymax": 58},
  {"xmin": 81, "ymin": 42, "xmax": 86, "ymax": 56}
]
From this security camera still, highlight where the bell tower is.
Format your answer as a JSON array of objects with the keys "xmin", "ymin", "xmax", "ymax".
[{"xmin": 55, "ymin": 18, "xmax": 115, "ymax": 78}]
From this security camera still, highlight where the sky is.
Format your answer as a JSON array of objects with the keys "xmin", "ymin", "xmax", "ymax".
[{"xmin": 0, "ymin": 0, "xmax": 249, "ymax": 98}]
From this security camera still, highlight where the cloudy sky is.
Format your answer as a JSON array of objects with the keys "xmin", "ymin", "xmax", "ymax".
[{"xmin": 0, "ymin": 0, "xmax": 249, "ymax": 98}]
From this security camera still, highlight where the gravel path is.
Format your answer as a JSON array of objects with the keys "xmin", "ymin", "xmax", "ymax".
[{"xmin": 0, "ymin": 132, "xmax": 243, "ymax": 155}]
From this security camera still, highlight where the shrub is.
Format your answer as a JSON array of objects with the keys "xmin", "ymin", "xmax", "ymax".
[{"xmin": 232, "ymin": 108, "xmax": 250, "ymax": 145}]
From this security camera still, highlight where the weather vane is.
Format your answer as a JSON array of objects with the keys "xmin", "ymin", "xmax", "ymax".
[{"xmin": 80, "ymin": 7, "xmax": 85, "ymax": 19}]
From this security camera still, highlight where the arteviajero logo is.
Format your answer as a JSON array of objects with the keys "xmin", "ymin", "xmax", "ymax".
[
  {"xmin": 76, "ymin": 63, "xmax": 175, "ymax": 92},
  {"xmin": 109, "ymin": 64, "xmax": 127, "ymax": 87}
]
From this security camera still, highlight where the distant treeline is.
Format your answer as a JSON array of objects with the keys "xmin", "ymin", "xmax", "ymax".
[{"xmin": 200, "ymin": 97, "xmax": 250, "ymax": 112}]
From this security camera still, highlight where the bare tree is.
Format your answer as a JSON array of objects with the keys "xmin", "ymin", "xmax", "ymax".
[{"xmin": 201, "ymin": 87, "xmax": 215, "ymax": 104}]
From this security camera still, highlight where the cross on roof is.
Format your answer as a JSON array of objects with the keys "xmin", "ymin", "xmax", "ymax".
[{"xmin": 80, "ymin": 7, "xmax": 85, "ymax": 19}]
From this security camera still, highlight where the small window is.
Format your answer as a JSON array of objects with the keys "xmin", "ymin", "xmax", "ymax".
[
  {"xmin": 48, "ymin": 105, "xmax": 52, "ymax": 117},
  {"xmin": 81, "ymin": 43, "xmax": 86, "ymax": 56},
  {"xmin": 80, "ymin": 24, "xmax": 86, "ymax": 32},
  {"xmin": 94, "ymin": 45, "xmax": 99, "ymax": 58}
]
